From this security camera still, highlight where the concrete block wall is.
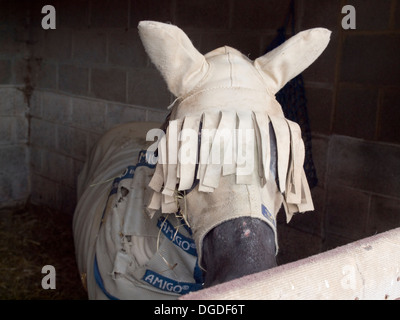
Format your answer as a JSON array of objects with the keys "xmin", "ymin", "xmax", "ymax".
[
  {"xmin": 29, "ymin": 0, "xmax": 172, "ymax": 110},
  {"xmin": 278, "ymin": 134, "xmax": 400, "ymax": 264},
  {"xmin": 0, "ymin": 1, "xmax": 30, "ymax": 208},
  {"xmin": 278, "ymin": 0, "xmax": 400, "ymax": 263},
  {"xmin": 0, "ymin": 87, "xmax": 29, "ymax": 207},
  {"xmin": 29, "ymin": 90, "xmax": 167, "ymax": 214},
  {"xmin": 300, "ymin": 0, "xmax": 400, "ymax": 144},
  {"xmin": 324, "ymin": 136, "xmax": 400, "ymax": 246}
]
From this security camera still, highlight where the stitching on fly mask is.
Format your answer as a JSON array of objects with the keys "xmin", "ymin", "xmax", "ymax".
[{"xmin": 138, "ymin": 21, "xmax": 331, "ymax": 266}]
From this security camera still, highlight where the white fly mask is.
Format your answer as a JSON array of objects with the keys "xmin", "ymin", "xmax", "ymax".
[{"xmin": 139, "ymin": 21, "xmax": 331, "ymax": 264}]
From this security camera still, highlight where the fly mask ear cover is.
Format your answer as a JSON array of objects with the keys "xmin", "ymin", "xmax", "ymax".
[{"xmin": 138, "ymin": 21, "xmax": 331, "ymax": 264}]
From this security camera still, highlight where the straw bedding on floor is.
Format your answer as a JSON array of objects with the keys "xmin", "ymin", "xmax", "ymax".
[{"xmin": 0, "ymin": 204, "xmax": 87, "ymax": 300}]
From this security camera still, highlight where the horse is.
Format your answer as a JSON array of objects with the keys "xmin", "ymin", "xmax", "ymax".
[{"xmin": 73, "ymin": 21, "xmax": 330, "ymax": 299}]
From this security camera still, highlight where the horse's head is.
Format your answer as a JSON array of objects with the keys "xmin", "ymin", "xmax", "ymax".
[{"xmin": 139, "ymin": 21, "xmax": 330, "ymax": 287}]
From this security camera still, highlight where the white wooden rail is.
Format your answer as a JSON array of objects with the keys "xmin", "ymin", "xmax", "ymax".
[{"xmin": 181, "ymin": 228, "xmax": 400, "ymax": 300}]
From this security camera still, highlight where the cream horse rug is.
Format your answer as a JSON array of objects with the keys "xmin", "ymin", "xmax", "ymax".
[{"xmin": 73, "ymin": 21, "xmax": 330, "ymax": 299}]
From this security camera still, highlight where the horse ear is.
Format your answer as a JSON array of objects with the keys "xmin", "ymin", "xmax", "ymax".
[
  {"xmin": 254, "ymin": 28, "xmax": 331, "ymax": 94},
  {"xmin": 138, "ymin": 21, "xmax": 208, "ymax": 97}
]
